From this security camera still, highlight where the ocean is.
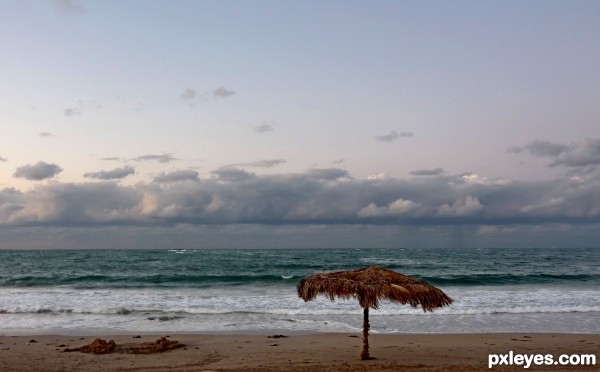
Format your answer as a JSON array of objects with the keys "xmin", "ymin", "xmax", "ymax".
[{"xmin": 0, "ymin": 247, "xmax": 598, "ymax": 336}]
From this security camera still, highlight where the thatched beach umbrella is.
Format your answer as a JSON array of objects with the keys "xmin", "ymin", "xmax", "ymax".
[{"xmin": 297, "ymin": 266, "xmax": 453, "ymax": 360}]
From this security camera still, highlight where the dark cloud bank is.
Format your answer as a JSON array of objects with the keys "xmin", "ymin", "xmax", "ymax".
[
  {"xmin": 3, "ymin": 137, "xmax": 600, "ymax": 248},
  {"xmin": 2, "ymin": 167, "xmax": 599, "ymax": 228}
]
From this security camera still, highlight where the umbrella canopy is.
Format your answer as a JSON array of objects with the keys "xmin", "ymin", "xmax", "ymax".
[
  {"xmin": 297, "ymin": 266, "xmax": 452, "ymax": 311},
  {"xmin": 297, "ymin": 266, "xmax": 453, "ymax": 360}
]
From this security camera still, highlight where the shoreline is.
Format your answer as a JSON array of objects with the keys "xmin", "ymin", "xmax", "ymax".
[
  {"xmin": 3, "ymin": 328, "xmax": 600, "ymax": 337},
  {"xmin": 1, "ymin": 333, "xmax": 598, "ymax": 371}
]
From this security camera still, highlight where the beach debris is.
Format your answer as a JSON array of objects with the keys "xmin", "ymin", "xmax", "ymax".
[
  {"xmin": 62, "ymin": 337, "xmax": 184, "ymax": 354},
  {"xmin": 132, "ymin": 335, "xmax": 141, "ymax": 338},
  {"xmin": 28, "ymin": 339, "xmax": 37, "ymax": 343},
  {"xmin": 63, "ymin": 338, "xmax": 116, "ymax": 354},
  {"xmin": 267, "ymin": 334, "xmax": 288, "ymax": 339},
  {"xmin": 123, "ymin": 337, "xmax": 184, "ymax": 354}
]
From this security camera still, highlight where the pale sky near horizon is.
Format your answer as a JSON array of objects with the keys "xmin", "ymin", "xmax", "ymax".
[{"xmin": 1, "ymin": 0, "xmax": 599, "ymax": 249}]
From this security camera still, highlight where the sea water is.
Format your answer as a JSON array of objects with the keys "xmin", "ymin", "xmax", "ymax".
[{"xmin": 0, "ymin": 247, "xmax": 598, "ymax": 335}]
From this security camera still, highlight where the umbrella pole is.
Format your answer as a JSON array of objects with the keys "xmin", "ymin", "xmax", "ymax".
[{"xmin": 360, "ymin": 307, "xmax": 372, "ymax": 360}]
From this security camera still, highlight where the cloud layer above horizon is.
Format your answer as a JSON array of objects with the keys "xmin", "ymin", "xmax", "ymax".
[{"xmin": 2, "ymin": 165, "xmax": 599, "ymax": 228}]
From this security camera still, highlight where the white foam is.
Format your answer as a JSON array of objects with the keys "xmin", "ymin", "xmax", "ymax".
[{"xmin": 1, "ymin": 285, "xmax": 599, "ymax": 335}]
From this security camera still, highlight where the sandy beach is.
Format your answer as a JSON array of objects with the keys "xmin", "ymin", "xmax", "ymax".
[{"xmin": 0, "ymin": 333, "xmax": 597, "ymax": 371}]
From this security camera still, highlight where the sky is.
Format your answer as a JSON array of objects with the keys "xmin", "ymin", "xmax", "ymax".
[{"xmin": 1, "ymin": 0, "xmax": 600, "ymax": 249}]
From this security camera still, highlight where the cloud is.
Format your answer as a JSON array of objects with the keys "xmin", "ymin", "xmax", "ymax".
[
  {"xmin": 63, "ymin": 100, "xmax": 103, "ymax": 117},
  {"xmin": 549, "ymin": 139, "xmax": 600, "ymax": 167},
  {"xmin": 64, "ymin": 107, "xmax": 81, "ymax": 117},
  {"xmin": 13, "ymin": 162, "xmax": 63, "ymax": 181},
  {"xmin": 509, "ymin": 138, "xmax": 600, "ymax": 168},
  {"xmin": 508, "ymin": 140, "xmax": 569, "ymax": 157},
  {"xmin": 101, "ymin": 157, "xmax": 123, "ymax": 161},
  {"xmin": 0, "ymin": 156, "xmax": 7, "ymax": 162},
  {"xmin": 213, "ymin": 87, "xmax": 236, "ymax": 98},
  {"xmin": 459, "ymin": 172, "xmax": 510, "ymax": 185},
  {"xmin": 565, "ymin": 165, "xmax": 598, "ymax": 180},
  {"xmin": 180, "ymin": 88, "xmax": 197, "ymax": 101},
  {"xmin": 133, "ymin": 154, "xmax": 179, "ymax": 163},
  {"xmin": 211, "ymin": 168, "xmax": 255, "ymax": 182},
  {"xmin": 332, "ymin": 159, "xmax": 346, "ymax": 165},
  {"xmin": 410, "ymin": 167, "xmax": 445, "ymax": 176},
  {"xmin": 436, "ymin": 195, "xmax": 484, "ymax": 217},
  {"xmin": 180, "ymin": 87, "xmax": 235, "ymax": 104},
  {"xmin": 375, "ymin": 131, "xmax": 413, "ymax": 142},
  {"xmin": 38, "ymin": 132, "xmax": 56, "ymax": 138},
  {"xmin": 249, "ymin": 159, "xmax": 286, "ymax": 168},
  {"xmin": 304, "ymin": 168, "xmax": 349, "ymax": 181},
  {"xmin": 179, "ymin": 88, "xmax": 210, "ymax": 105},
  {"xmin": 84, "ymin": 166, "xmax": 135, "ymax": 180},
  {"xmin": 0, "ymin": 183, "xmax": 140, "ymax": 225},
  {"xmin": 519, "ymin": 197, "xmax": 566, "ymax": 216},
  {"xmin": 358, "ymin": 199, "xmax": 421, "ymax": 218},
  {"xmin": 254, "ymin": 123, "xmax": 274, "ymax": 133},
  {"xmin": 153, "ymin": 170, "xmax": 199, "ymax": 183},
  {"xmin": 367, "ymin": 173, "xmax": 390, "ymax": 180},
  {"xmin": 229, "ymin": 159, "xmax": 286, "ymax": 169},
  {"xmin": 52, "ymin": 0, "xmax": 85, "ymax": 14}
]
